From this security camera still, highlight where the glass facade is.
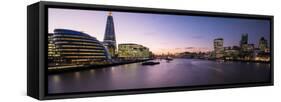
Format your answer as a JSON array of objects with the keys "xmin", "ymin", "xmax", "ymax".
[
  {"xmin": 103, "ymin": 12, "xmax": 117, "ymax": 58},
  {"xmin": 240, "ymin": 33, "xmax": 249, "ymax": 52},
  {"xmin": 50, "ymin": 29, "xmax": 110, "ymax": 67},
  {"xmin": 118, "ymin": 43, "xmax": 151, "ymax": 60}
]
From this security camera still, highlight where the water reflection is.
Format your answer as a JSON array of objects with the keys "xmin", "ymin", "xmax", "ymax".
[
  {"xmin": 52, "ymin": 75, "xmax": 61, "ymax": 83},
  {"xmin": 90, "ymin": 69, "xmax": 95, "ymax": 74},
  {"xmin": 74, "ymin": 72, "xmax": 80, "ymax": 79},
  {"xmin": 48, "ymin": 59, "xmax": 270, "ymax": 94}
]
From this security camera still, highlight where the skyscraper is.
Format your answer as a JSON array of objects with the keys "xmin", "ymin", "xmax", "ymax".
[
  {"xmin": 103, "ymin": 11, "xmax": 117, "ymax": 58},
  {"xmin": 240, "ymin": 33, "xmax": 248, "ymax": 46},
  {"xmin": 259, "ymin": 37, "xmax": 268, "ymax": 52},
  {"xmin": 240, "ymin": 33, "xmax": 248, "ymax": 52},
  {"xmin": 214, "ymin": 38, "xmax": 224, "ymax": 59}
]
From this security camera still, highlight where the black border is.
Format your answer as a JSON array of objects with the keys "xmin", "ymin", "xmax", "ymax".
[{"xmin": 39, "ymin": 1, "xmax": 273, "ymax": 100}]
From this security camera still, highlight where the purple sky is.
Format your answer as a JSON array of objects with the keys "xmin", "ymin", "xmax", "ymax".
[{"xmin": 48, "ymin": 8, "xmax": 270, "ymax": 54}]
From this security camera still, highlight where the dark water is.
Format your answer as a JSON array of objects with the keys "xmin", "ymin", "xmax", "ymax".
[{"xmin": 48, "ymin": 59, "xmax": 271, "ymax": 94}]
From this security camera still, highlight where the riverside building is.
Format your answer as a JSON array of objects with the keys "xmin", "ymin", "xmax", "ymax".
[
  {"xmin": 51, "ymin": 29, "xmax": 110, "ymax": 66},
  {"xmin": 118, "ymin": 43, "xmax": 151, "ymax": 60}
]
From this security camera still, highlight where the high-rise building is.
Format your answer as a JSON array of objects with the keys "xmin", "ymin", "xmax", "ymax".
[
  {"xmin": 240, "ymin": 33, "xmax": 248, "ymax": 46},
  {"xmin": 240, "ymin": 33, "xmax": 248, "ymax": 52},
  {"xmin": 259, "ymin": 37, "xmax": 268, "ymax": 52},
  {"xmin": 214, "ymin": 38, "xmax": 224, "ymax": 59},
  {"xmin": 103, "ymin": 11, "xmax": 117, "ymax": 58}
]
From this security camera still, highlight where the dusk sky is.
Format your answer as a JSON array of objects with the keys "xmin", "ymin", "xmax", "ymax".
[{"xmin": 48, "ymin": 8, "xmax": 270, "ymax": 54}]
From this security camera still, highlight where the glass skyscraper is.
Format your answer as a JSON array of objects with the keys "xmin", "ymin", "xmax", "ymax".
[
  {"xmin": 240, "ymin": 33, "xmax": 248, "ymax": 52},
  {"xmin": 103, "ymin": 11, "xmax": 117, "ymax": 58},
  {"xmin": 240, "ymin": 33, "xmax": 248, "ymax": 45},
  {"xmin": 259, "ymin": 37, "xmax": 268, "ymax": 52}
]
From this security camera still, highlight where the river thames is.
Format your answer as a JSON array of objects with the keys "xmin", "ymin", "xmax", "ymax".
[{"xmin": 48, "ymin": 59, "xmax": 270, "ymax": 94}]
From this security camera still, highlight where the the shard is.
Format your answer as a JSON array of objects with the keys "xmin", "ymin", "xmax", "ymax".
[{"xmin": 103, "ymin": 11, "xmax": 117, "ymax": 58}]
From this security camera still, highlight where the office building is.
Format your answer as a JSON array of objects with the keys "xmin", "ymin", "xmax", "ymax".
[
  {"xmin": 259, "ymin": 37, "xmax": 268, "ymax": 52},
  {"xmin": 118, "ymin": 43, "xmax": 151, "ymax": 60},
  {"xmin": 103, "ymin": 11, "xmax": 117, "ymax": 58},
  {"xmin": 52, "ymin": 29, "xmax": 110, "ymax": 66},
  {"xmin": 240, "ymin": 33, "xmax": 248, "ymax": 52},
  {"xmin": 214, "ymin": 38, "xmax": 224, "ymax": 59}
]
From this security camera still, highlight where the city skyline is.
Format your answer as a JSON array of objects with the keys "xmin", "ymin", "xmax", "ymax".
[
  {"xmin": 48, "ymin": 8, "xmax": 270, "ymax": 55},
  {"xmin": 47, "ymin": 8, "xmax": 271, "ymax": 94}
]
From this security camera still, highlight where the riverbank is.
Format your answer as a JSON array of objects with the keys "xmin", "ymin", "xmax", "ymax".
[
  {"xmin": 48, "ymin": 59, "xmax": 152, "ymax": 74},
  {"xmin": 176, "ymin": 57, "xmax": 270, "ymax": 64}
]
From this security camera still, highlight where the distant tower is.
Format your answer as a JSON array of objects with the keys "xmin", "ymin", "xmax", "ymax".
[
  {"xmin": 240, "ymin": 33, "xmax": 248, "ymax": 46},
  {"xmin": 214, "ymin": 38, "xmax": 224, "ymax": 59},
  {"xmin": 103, "ymin": 11, "xmax": 117, "ymax": 58},
  {"xmin": 259, "ymin": 37, "xmax": 268, "ymax": 52},
  {"xmin": 240, "ymin": 33, "xmax": 248, "ymax": 52}
]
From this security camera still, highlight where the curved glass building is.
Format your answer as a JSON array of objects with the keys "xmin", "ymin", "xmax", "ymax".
[{"xmin": 52, "ymin": 29, "xmax": 110, "ymax": 66}]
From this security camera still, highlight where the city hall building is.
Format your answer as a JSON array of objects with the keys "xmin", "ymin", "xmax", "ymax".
[{"xmin": 49, "ymin": 29, "xmax": 110, "ymax": 67}]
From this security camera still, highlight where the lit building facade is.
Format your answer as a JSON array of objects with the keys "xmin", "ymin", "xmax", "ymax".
[
  {"xmin": 103, "ymin": 11, "xmax": 117, "ymax": 58},
  {"xmin": 118, "ymin": 43, "xmax": 151, "ymax": 60},
  {"xmin": 246, "ymin": 44, "xmax": 255, "ymax": 52},
  {"xmin": 259, "ymin": 37, "xmax": 268, "ymax": 52},
  {"xmin": 214, "ymin": 38, "xmax": 224, "ymax": 59},
  {"xmin": 238, "ymin": 33, "xmax": 257, "ymax": 60},
  {"xmin": 48, "ymin": 33, "xmax": 55, "ymax": 57},
  {"xmin": 48, "ymin": 33, "xmax": 60, "ymax": 64},
  {"xmin": 254, "ymin": 52, "xmax": 270, "ymax": 62},
  {"xmin": 52, "ymin": 29, "xmax": 110, "ymax": 66},
  {"xmin": 224, "ymin": 46, "xmax": 240, "ymax": 60}
]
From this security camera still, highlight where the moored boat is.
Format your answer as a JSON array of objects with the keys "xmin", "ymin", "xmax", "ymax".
[
  {"xmin": 142, "ymin": 61, "xmax": 160, "ymax": 65},
  {"xmin": 165, "ymin": 57, "xmax": 173, "ymax": 61}
]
